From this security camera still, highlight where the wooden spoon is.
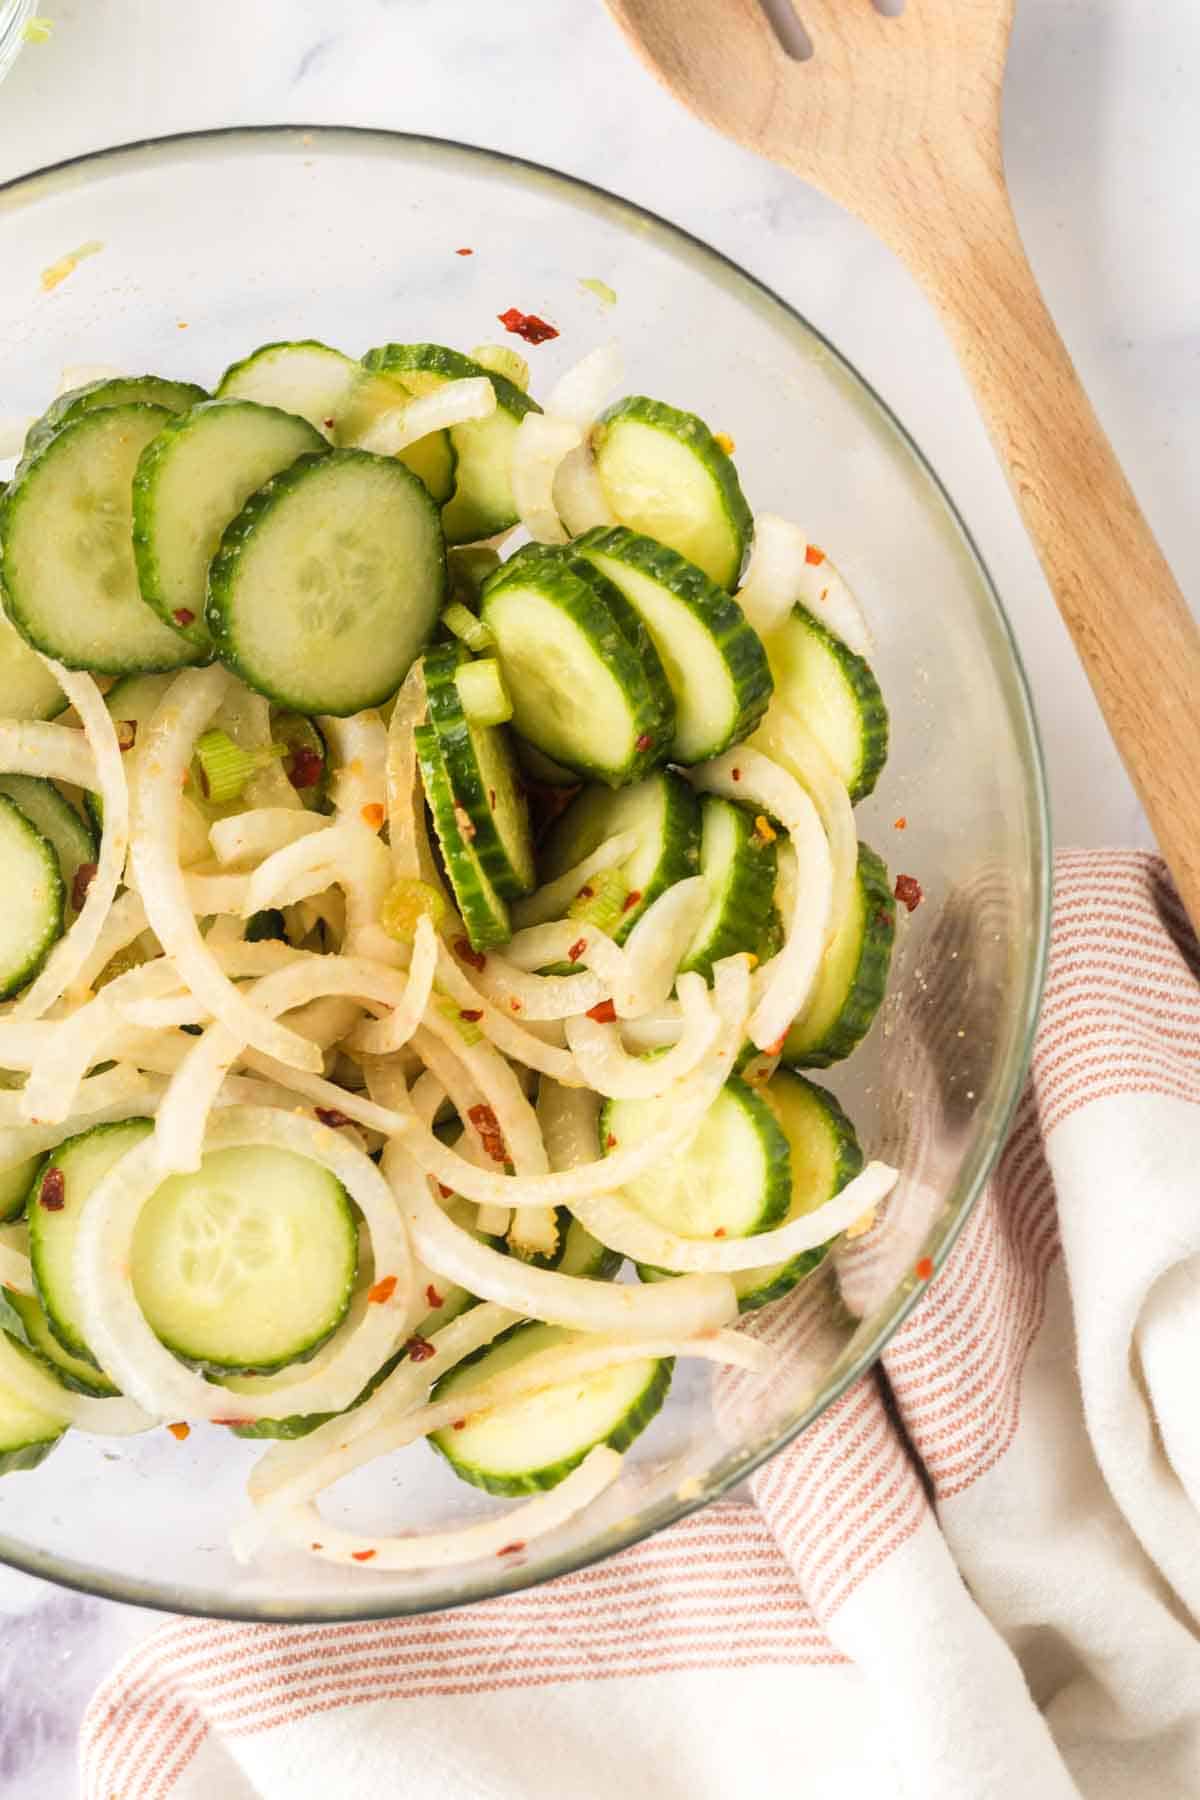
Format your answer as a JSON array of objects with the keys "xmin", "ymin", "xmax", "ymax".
[{"xmin": 606, "ymin": 0, "xmax": 1200, "ymax": 928}]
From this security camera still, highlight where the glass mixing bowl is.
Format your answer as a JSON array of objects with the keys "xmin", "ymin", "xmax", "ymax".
[
  {"xmin": 0, "ymin": 128, "xmax": 1049, "ymax": 1620},
  {"xmin": 0, "ymin": 0, "xmax": 33, "ymax": 88}
]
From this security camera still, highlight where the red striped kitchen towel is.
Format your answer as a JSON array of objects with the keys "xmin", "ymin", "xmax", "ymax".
[{"xmin": 81, "ymin": 851, "xmax": 1200, "ymax": 1800}]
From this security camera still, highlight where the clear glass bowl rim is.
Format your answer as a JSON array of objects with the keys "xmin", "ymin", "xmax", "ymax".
[{"xmin": 0, "ymin": 124, "xmax": 1051, "ymax": 1621}]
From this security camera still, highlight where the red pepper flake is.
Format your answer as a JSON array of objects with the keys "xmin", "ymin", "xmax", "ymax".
[
  {"xmin": 459, "ymin": 1008, "xmax": 484, "ymax": 1023},
  {"xmin": 360, "ymin": 802, "xmax": 385, "ymax": 831},
  {"xmin": 621, "ymin": 889, "xmax": 642, "ymax": 913},
  {"xmin": 351, "ymin": 1549, "xmax": 377, "ymax": 1563},
  {"xmin": 454, "ymin": 936, "xmax": 487, "ymax": 972},
  {"xmin": 586, "ymin": 999, "xmax": 617, "ymax": 1024},
  {"xmin": 315, "ymin": 1106, "xmax": 350, "ymax": 1128},
  {"xmin": 452, "ymin": 1418, "xmax": 467, "ymax": 1431},
  {"xmin": 576, "ymin": 885, "xmax": 595, "ymax": 902},
  {"xmin": 764, "ymin": 1035, "xmax": 787, "ymax": 1057},
  {"xmin": 39, "ymin": 1167, "xmax": 65, "ymax": 1212},
  {"xmin": 116, "ymin": 719, "xmax": 137, "ymax": 753},
  {"xmin": 455, "ymin": 247, "xmax": 473, "ymax": 256},
  {"xmin": 211, "ymin": 1417, "xmax": 253, "ymax": 1428},
  {"xmin": 567, "ymin": 936, "xmax": 587, "ymax": 964},
  {"xmin": 71, "ymin": 861, "xmax": 98, "ymax": 912},
  {"xmin": 287, "ymin": 746, "xmax": 323, "ymax": 791},
  {"xmin": 425, "ymin": 1284, "xmax": 444, "ymax": 1310},
  {"xmin": 437, "ymin": 1182, "xmax": 455, "ymax": 1199},
  {"xmin": 368, "ymin": 1274, "xmax": 398, "ymax": 1306},
  {"xmin": 467, "ymin": 1102, "xmax": 508, "ymax": 1164},
  {"xmin": 404, "ymin": 1335, "xmax": 436, "ymax": 1363},
  {"xmin": 497, "ymin": 306, "xmax": 559, "ymax": 345},
  {"xmin": 805, "ymin": 544, "xmax": 826, "ymax": 566},
  {"xmin": 323, "ymin": 416, "xmax": 336, "ymax": 430},
  {"xmin": 166, "ymin": 1421, "xmax": 190, "ymax": 1441},
  {"xmin": 635, "ymin": 733, "xmax": 653, "ymax": 752},
  {"xmin": 731, "ymin": 767, "xmax": 742, "ymax": 782},
  {"xmin": 914, "ymin": 1256, "xmax": 934, "ymax": 1281},
  {"xmin": 893, "ymin": 816, "xmax": 908, "ymax": 831},
  {"xmin": 488, "ymin": 788, "xmax": 497, "ymax": 809},
  {"xmin": 172, "ymin": 607, "xmax": 195, "ymax": 627},
  {"xmin": 894, "ymin": 873, "xmax": 924, "ymax": 913},
  {"xmin": 310, "ymin": 1542, "xmax": 324, "ymax": 1551},
  {"xmin": 497, "ymin": 1540, "xmax": 526, "ymax": 1556},
  {"xmin": 714, "ymin": 1227, "xmax": 727, "ymax": 1239},
  {"xmin": 605, "ymin": 1133, "xmax": 618, "ymax": 1150},
  {"xmin": 508, "ymin": 997, "xmax": 522, "ymax": 1013}
]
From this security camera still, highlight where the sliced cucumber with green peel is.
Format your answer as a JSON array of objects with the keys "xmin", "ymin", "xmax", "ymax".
[
  {"xmin": 603, "ymin": 1075, "xmax": 791, "ymax": 1242},
  {"xmin": 0, "ymin": 1158, "xmax": 40, "ymax": 1224},
  {"xmin": 592, "ymin": 395, "xmax": 752, "ymax": 589},
  {"xmin": 514, "ymin": 739, "xmax": 578, "ymax": 789},
  {"xmin": 31, "ymin": 1118, "xmax": 358, "ymax": 1375},
  {"xmin": 423, "ymin": 641, "xmax": 536, "ymax": 899},
  {"xmin": 415, "ymin": 721, "xmax": 511, "ymax": 950},
  {"xmin": 0, "ymin": 405, "xmax": 203, "ymax": 674},
  {"xmin": 132, "ymin": 398, "xmax": 327, "ymax": 652},
  {"xmin": 766, "ymin": 605, "xmax": 889, "ymax": 802},
  {"xmin": 680, "ymin": 796, "xmax": 777, "ymax": 982},
  {"xmin": 0, "ymin": 794, "xmax": 64, "ymax": 1000},
  {"xmin": 0, "ymin": 1348, "xmax": 67, "ymax": 1474},
  {"xmin": 334, "ymin": 365, "xmax": 458, "ymax": 505},
  {"xmin": 0, "ymin": 1287, "xmax": 119, "ymax": 1397},
  {"xmin": 480, "ymin": 556, "xmax": 673, "ymax": 786},
  {"xmin": 0, "ymin": 776, "xmax": 96, "ymax": 918},
  {"xmin": 19, "ymin": 374, "xmax": 208, "ymax": 469},
  {"xmin": 0, "ymin": 608, "xmax": 67, "ymax": 721},
  {"xmin": 575, "ymin": 527, "xmax": 772, "ymax": 763},
  {"xmin": 555, "ymin": 1212, "xmax": 622, "ymax": 1281},
  {"xmin": 430, "ymin": 1320, "xmax": 671, "ymax": 1495},
  {"xmin": 785, "ymin": 842, "xmax": 895, "ymax": 1067},
  {"xmin": 206, "ymin": 448, "xmax": 446, "ymax": 716},
  {"xmin": 362, "ymin": 342, "xmax": 541, "ymax": 543},
  {"xmin": 540, "ymin": 771, "xmax": 701, "ymax": 943}
]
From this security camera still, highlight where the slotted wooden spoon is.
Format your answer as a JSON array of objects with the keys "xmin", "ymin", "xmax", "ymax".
[{"xmin": 606, "ymin": 0, "xmax": 1200, "ymax": 927}]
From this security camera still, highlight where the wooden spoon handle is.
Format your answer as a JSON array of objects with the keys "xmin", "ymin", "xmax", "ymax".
[{"xmin": 898, "ymin": 177, "xmax": 1200, "ymax": 925}]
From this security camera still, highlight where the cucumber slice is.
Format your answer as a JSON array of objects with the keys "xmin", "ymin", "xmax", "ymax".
[
  {"xmin": 602, "ymin": 1075, "xmax": 791, "ymax": 1241},
  {"xmin": 784, "ymin": 841, "xmax": 895, "ymax": 1066},
  {"xmin": 0, "ymin": 775, "xmax": 96, "ymax": 918},
  {"xmin": 539, "ymin": 771, "xmax": 701, "ymax": 944},
  {"xmin": 362, "ymin": 342, "xmax": 541, "ymax": 543},
  {"xmin": 480, "ymin": 559, "xmax": 673, "ymax": 787},
  {"xmin": 0, "ymin": 405, "xmax": 204, "ymax": 674},
  {"xmin": 680, "ymin": 796, "xmax": 777, "ymax": 981},
  {"xmin": 132, "ymin": 398, "xmax": 328, "ymax": 652},
  {"xmin": 514, "ymin": 739, "xmax": 578, "ymax": 789},
  {"xmin": 30, "ymin": 1119, "xmax": 358, "ymax": 1375},
  {"xmin": 430, "ymin": 1320, "xmax": 671, "ymax": 1495},
  {"xmin": 415, "ymin": 722, "xmax": 511, "ymax": 950},
  {"xmin": 0, "ymin": 1288, "xmax": 118, "ymax": 1397},
  {"xmin": 767, "ymin": 605, "xmax": 889, "ymax": 802},
  {"xmin": 575, "ymin": 527, "xmax": 772, "ymax": 763},
  {"xmin": 424, "ymin": 642, "xmax": 536, "ymax": 899},
  {"xmin": 19, "ymin": 374, "xmax": 208, "ymax": 468},
  {"xmin": 592, "ymin": 395, "xmax": 752, "ymax": 589},
  {"xmin": 0, "ymin": 607, "xmax": 66, "ymax": 721},
  {"xmin": 206, "ymin": 448, "xmax": 446, "ymax": 716},
  {"xmin": 556, "ymin": 1212, "xmax": 623, "ymax": 1281},
  {"xmin": 0, "ymin": 1158, "xmax": 40, "ymax": 1224},
  {"xmin": 217, "ymin": 341, "xmax": 458, "ymax": 504},
  {"xmin": 0, "ymin": 1347, "xmax": 67, "ymax": 1473},
  {"xmin": 0, "ymin": 794, "xmax": 64, "ymax": 1000}
]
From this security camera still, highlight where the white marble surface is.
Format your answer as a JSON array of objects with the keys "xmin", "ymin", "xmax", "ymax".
[{"xmin": 0, "ymin": 1, "xmax": 1195, "ymax": 1791}]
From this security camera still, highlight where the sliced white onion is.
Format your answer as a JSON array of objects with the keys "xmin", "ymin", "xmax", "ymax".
[
  {"xmin": 544, "ymin": 342, "xmax": 623, "ymax": 429},
  {"xmin": 352, "ymin": 378, "xmax": 495, "ymax": 456},
  {"xmin": 209, "ymin": 808, "xmax": 327, "ymax": 869},
  {"xmin": 398, "ymin": 956, "xmax": 749, "ymax": 1208},
  {"xmin": 751, "ymin": 705, "xmax": 856, "ymax": 933},
  {"xmin": 321, "ymin": 710, "xmax": 388, "ymax": 822},
  {"xmin": 21, "ymin": 961, "xmax": 182, "ymax": 1124},
  {"xmin": 614, "ymin": 877, "xmax": 709, "ymax": 1016},
  {"xmin": 688, "ymin": 748, "xmax": 832, "ymax": 1051},
  {"xmin": 790, "ymin": 546, "xmax": 874, "ymax": 659},
  {"xmin": 434, "ymin": 945, "xmax": 579, "ymax": 1084},
  {"xmin": 129, "ymin": 667, "xmax": 322, "ymax": 1073},
  {"xmin": 182, "ymin": 868, "xmax": 251, "ymax": 917},
  {"xmin": 565, "ymin": 971, "xmax": 718, "ymax": 1098},
  {"xmin": 8, "ymin": 667, "xmax": 126, "ymax": 1023},
  {"xmin": 243, "ymin": 821, "xmax": 344, "ymax": 917},
  {"xmin": 552, "ymin": 442, "xmax": 617, "ymax": 535},
  {"xmin": 416, "ymin": 1014, "xmax": 548, "ymax": 1176},
  {"xmin": 511, "ymin": 413, "xmax": 582, "ymax": 544},
  {"xmin": 736, "ymin": 515, "xmax": 811, "ymax": 637},
  {"xmin": 385, "ymin": 660, "xmax": 427, "ymax": 880},
  {"xmin": 0, "ymin": 1228, "xmax": 34, "ymax": 1296},
  {"xmin": 282, "ymin": 1443, "xmax": 623, "ymax": 1570},
  {"xmin": 65, "ymin": 891, "xmax": 150, "ymax": 1003},
  {"xmin": 74, "ymin": 1106, "xmax": 411, "ymax": 1422},
  {"xmin": 0, "ymin": 1070, "xmax": 167, "ymax": 1166},
  {"xmin": 346, "ymin": 912, "xmax": 437, "ymax": 1055},
  {"xmin": 394, "ymin": 1145, "xmax": 735, "ymax": 1336},
  {"xmin": 213, "ymin": 683, "xmax": 300, "ymax": 812},
  {"xmin": 0, "ymin": 1329, "xmax": 154, "ymax": 1437},
  {"xmin": 0, "ymin": 719, "xmax": 96, "ymax": 791},
  {"xmin": 511, "ymin": 832, "xmax": 638, "ymax": 931}
]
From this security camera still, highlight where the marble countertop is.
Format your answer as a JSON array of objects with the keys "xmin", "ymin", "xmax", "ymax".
[{"xmin": 0, "ymin": 1, "xmax": 1196, "ymax": 1792}]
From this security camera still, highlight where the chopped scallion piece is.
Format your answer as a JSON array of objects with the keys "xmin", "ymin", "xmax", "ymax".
[{"xmin": 455, "ymin": 658, "xmax": 512, "ymax": 727}]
